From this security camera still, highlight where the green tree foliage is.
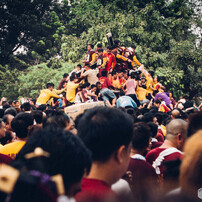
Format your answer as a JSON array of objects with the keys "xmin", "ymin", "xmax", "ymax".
[
  {"xmin": 0, "ymin": 0, "xmax": 201, "ymax": 100},
  {"xmin": 17, "ymin": 63, "xmax": 74, "ymax": 99},
  {"xmin": 0, "ymin": 0, "xmax": 56, "ymax": 65},
  {"xmin": 61, "ymin": 0, "xmax": 201, "ymax": 98},
  {"xmin": 0, "ymin": 65, "xmax": 19, "ymax": 100}
]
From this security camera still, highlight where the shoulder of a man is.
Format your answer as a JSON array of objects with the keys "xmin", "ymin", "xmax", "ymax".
[
  {"xmin": 75, "ymin": 178, "xmax": 115, "ymax": 201},
  {"xmin": 146, "ymin": 147, "xmax": 165, "ymax": 165}
]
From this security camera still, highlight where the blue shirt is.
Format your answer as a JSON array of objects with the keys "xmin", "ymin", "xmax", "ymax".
[{"xmin": 116, "ymin": 96, "xmax": 137, "ymax": 108}]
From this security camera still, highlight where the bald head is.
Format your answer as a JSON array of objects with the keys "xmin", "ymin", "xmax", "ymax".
[
  {"xmin": 171, "ymin": 109, "xmax": 180, "ymax": 119},
  {"xmin": 166, "ymin": 119, "xmax": 188, "ymax": 150},
  {"xmin": 166, "ymin": 119, "xmax": 187, "ymax": 138}
]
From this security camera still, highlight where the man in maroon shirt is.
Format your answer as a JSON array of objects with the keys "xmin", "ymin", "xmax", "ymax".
[
  {"xmin": 58, "ymin": 73, "xmax": 69, "ymax": 90},
  {"xmin": 76, "ymin": 107, "xmax": 133, "ymax": 201},
  {"xmin": 147, "ymin": 122, "xmax": 164, "ymax": 149},
  {"xmin": 146, "ymin": 119, "xmax": 187, "ymax": 175},
  {"xmin": 83, "ymin": 44, "xmax": 95, "ymax": 66},
  {"xmin": 128, "ymin": 122, "xmax": 157, "ymax": 201}
]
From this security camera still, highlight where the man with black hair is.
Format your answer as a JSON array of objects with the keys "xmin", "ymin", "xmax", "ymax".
[
  {"xmin": 154, "ymin": 99, "xmax": 161, "ymax": 108},
  {"xmin": 80, "ymin": 83, "xmax": 90, "ymax": 102},
  {"xmin": 0, "ymin": 112, "xmax": 34, "ymax": 159},
  {"xmin": 187, "ymin": 111, "xmax": 202, "ymax": 137},
  {"xmin": 147, "ymin": 122, "xmax": 164, "ymax": 149},
  {"xmin": 89, "ymin": 84, "xmax": 98, "ymax": 102},
  {"xmin": 152, "ymin": 75, "xmax": 162, "ymax": 91},
  {"xmin": 76, "ymin": 107, "xmax": 133, "ymax": 200},
  {"xmin": 99, "ymin": 70, "xmax": 116, "ymax": 107},
  {"xmin": 0, "ymin": 119, "xmax": 6, "ymax": 143},
  {"xmin": 109, "ymin": 71, "xmax": 122, "ymax": 90},
  {"xmin": 128, "ymin": 122, "xmax": 157, "ymax": 199},
  {"xmin": 112, "ymin": 44, "xmax": 131, "ymax": 71},
  {"xmin": 114, "ymin": 39, "xmax": 125, "ymax": 55},
  {"xmin": 140, "ymin": 65, "xmax": 154, "ymax": 99},
  {"xmin": 37, "ymin": 104, "xmax": 47, "ymax": 112},
  {"xmin": 21, "ymin": 102, "xmax": 32, "ymax": 113},
  {"xmin": 3, "ymin": 114, "xmax": 14, "ymax": 132},
  {"xmin": 4, "ymin": 107, "xmax": 17, "ymax": 116},
  {"xmin": 2, "ymin": 114, "xmax": 15, "ymax": 144},
  {"xmin": 154, "ymin": 87, "xmax": 173, "ymax": 109},
  {"xmin": 96, "ymin": 48, "xmax": 107, "ymax": 76},
  {"xmin": 80, "ymin": 63, "xmax": 98, "ymax": 85},
  {"xmin": 0, "ymin": 119, "xmax": 13, "ymax": 163},
  {"xmin": 58, "ymin": 73, "xmax": 69, "ymax": 89},
  {"xmin": 32, "ymin": 110, "xmax": 43, "ymax": 127},
  {"xmin": 83, "ymin": 44, "xmax": 95, "ymax": 66},
  {"xmin": 124, "ymin": 44, "xmax": 141, "ymax": 69},
  {"xmin": 80, "ymin": 83, "xmax": 97, "ymax": 103},
  {"xmin": 36, "ymin": 83, "xmax": 62, "ymax": 105},
  {"xmin": 66, "ymin": 76, "xmax": 83, "ymax": 103},
  {"xmin": 69, "ymin": 64, "xmax": 82, "ymax": 79},
  {"xmin": 13, "ymin": 127, "xmax": 92, "ymax": 197}
]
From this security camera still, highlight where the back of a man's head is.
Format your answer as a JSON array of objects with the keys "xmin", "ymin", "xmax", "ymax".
[
  {"xmin": 171, "ymin": 109, "xmax": 181, "ymax": 119},
  {"xmin": 132, "ymin": 122, "xmax": 151, "ymax": 151},
  {"xmin": 32, "ymin": 110, "xmax": 43, "ymax": 124},
  {"xmin": 187, "ymin": 111, "xmax": 202, "ymax": 137},
  {"xmin": 78, "ymin": 107, "xmax": 133, "ymax": 162},
  {"xmin": 21, "ymin": 102, "xmax": 32, "ymax": 112},
  {"xmin": 15, "ymin": 127, "xmax": 91, "ymax": 195},
  {"xmin": 166, "ymin": 119, "xmax": 188, "ymax": 150},
  {"xmin": 4, "ymin": 107, "xmax": 17, "ymax": 117},
  {"xmin": 11, "ymin": 112, "xmax": 34, "ymax": 139},
  {"xmin": 43, "ymin": 111, "xmax": 70, "ymax": 129}
]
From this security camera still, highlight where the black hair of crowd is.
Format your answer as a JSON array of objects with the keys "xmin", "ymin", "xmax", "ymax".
[
  {"xmin": 13, "ymin": 127, "xmax": 92, "ymax": 193},
  {"xmin": 77, "ymin": 106, "xmax": 133, "ymax": 162}
]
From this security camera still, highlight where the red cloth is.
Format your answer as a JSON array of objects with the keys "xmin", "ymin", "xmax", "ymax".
[
  {"xmin": 81, "ymin": 89, "xmax": 88, "ymax": 102},
  {"xmin": 104, "ymin": 53, "xmax": 116, "ymax": 72},
  {"xmin": 75, "ymin": 178, "xmax": 115, "ymax": 201},
  {"xmin": 151, "ymin": 141, "xmax": 163, "ymax": 150},
  {"xmin": 128, "ymin": 158, "xmax": 157, "ymax": 186},
  {"xmin": 156, "ymin": 133, "xmax": 164, "ymax": 142},
  {"xmin": 119, "ymin": 77, "xmax": 126, "ymax": 85},
  {"xmin": 58, "ymin": 78, "xmax": 66, "ymax": 90},
  {"xmin": 0, "ymin": 153, "xmax": 13, "ymax": 164},
  {"xmin": 99, "ymin": 76, "xmax": 113, "ymax": 89},
  {"xmin": 158, "ymin": 128, "xmax": 163, "ymax": 136},
  {"xmin": 146, "ymin": 147, "xmax": 183, "ymax": 174}
]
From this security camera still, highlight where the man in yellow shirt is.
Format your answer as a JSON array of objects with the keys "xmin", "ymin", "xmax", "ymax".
[
  {"xmin": 141, "ymin": 65, "xmax": 154, "ymax": 99},
  {"xmin": 36, "ymin": 83, "xmax": 62, "ymax": 105},
  {"xmin": 66, "ymin": 75, "xmax": 82, "ymax": 103},
  {"xmin": 0, "ymin": 112, "xmax": 34, "ymax": 159},
  {"xmin": 136, "ymin": 86, "xmax": 150, "ymax": 105}
]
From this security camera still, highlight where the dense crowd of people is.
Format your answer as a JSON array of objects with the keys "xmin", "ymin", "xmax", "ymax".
[{"xmin": 0, "ymin": 41, "xmax": 201, "ymax": 202}]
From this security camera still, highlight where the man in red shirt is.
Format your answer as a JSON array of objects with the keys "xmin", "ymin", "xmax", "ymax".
[
  {"xmin": 99, "ymin": 70, "xmax": 116, "ymax": 107},
  {"xmin": 146, "ymin": 119, "xmax": 188, "ymax": 175},
  {"xmin": 76, "ymin": 107, "xmax": 133, "ymax": 201},
  {"xmin": 128, "ymin": 122, "xmax": 157, "ymax": 201},
  {"xmin": 104, "ymin": 46, "xmax": 116, "ymax": 72}
]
